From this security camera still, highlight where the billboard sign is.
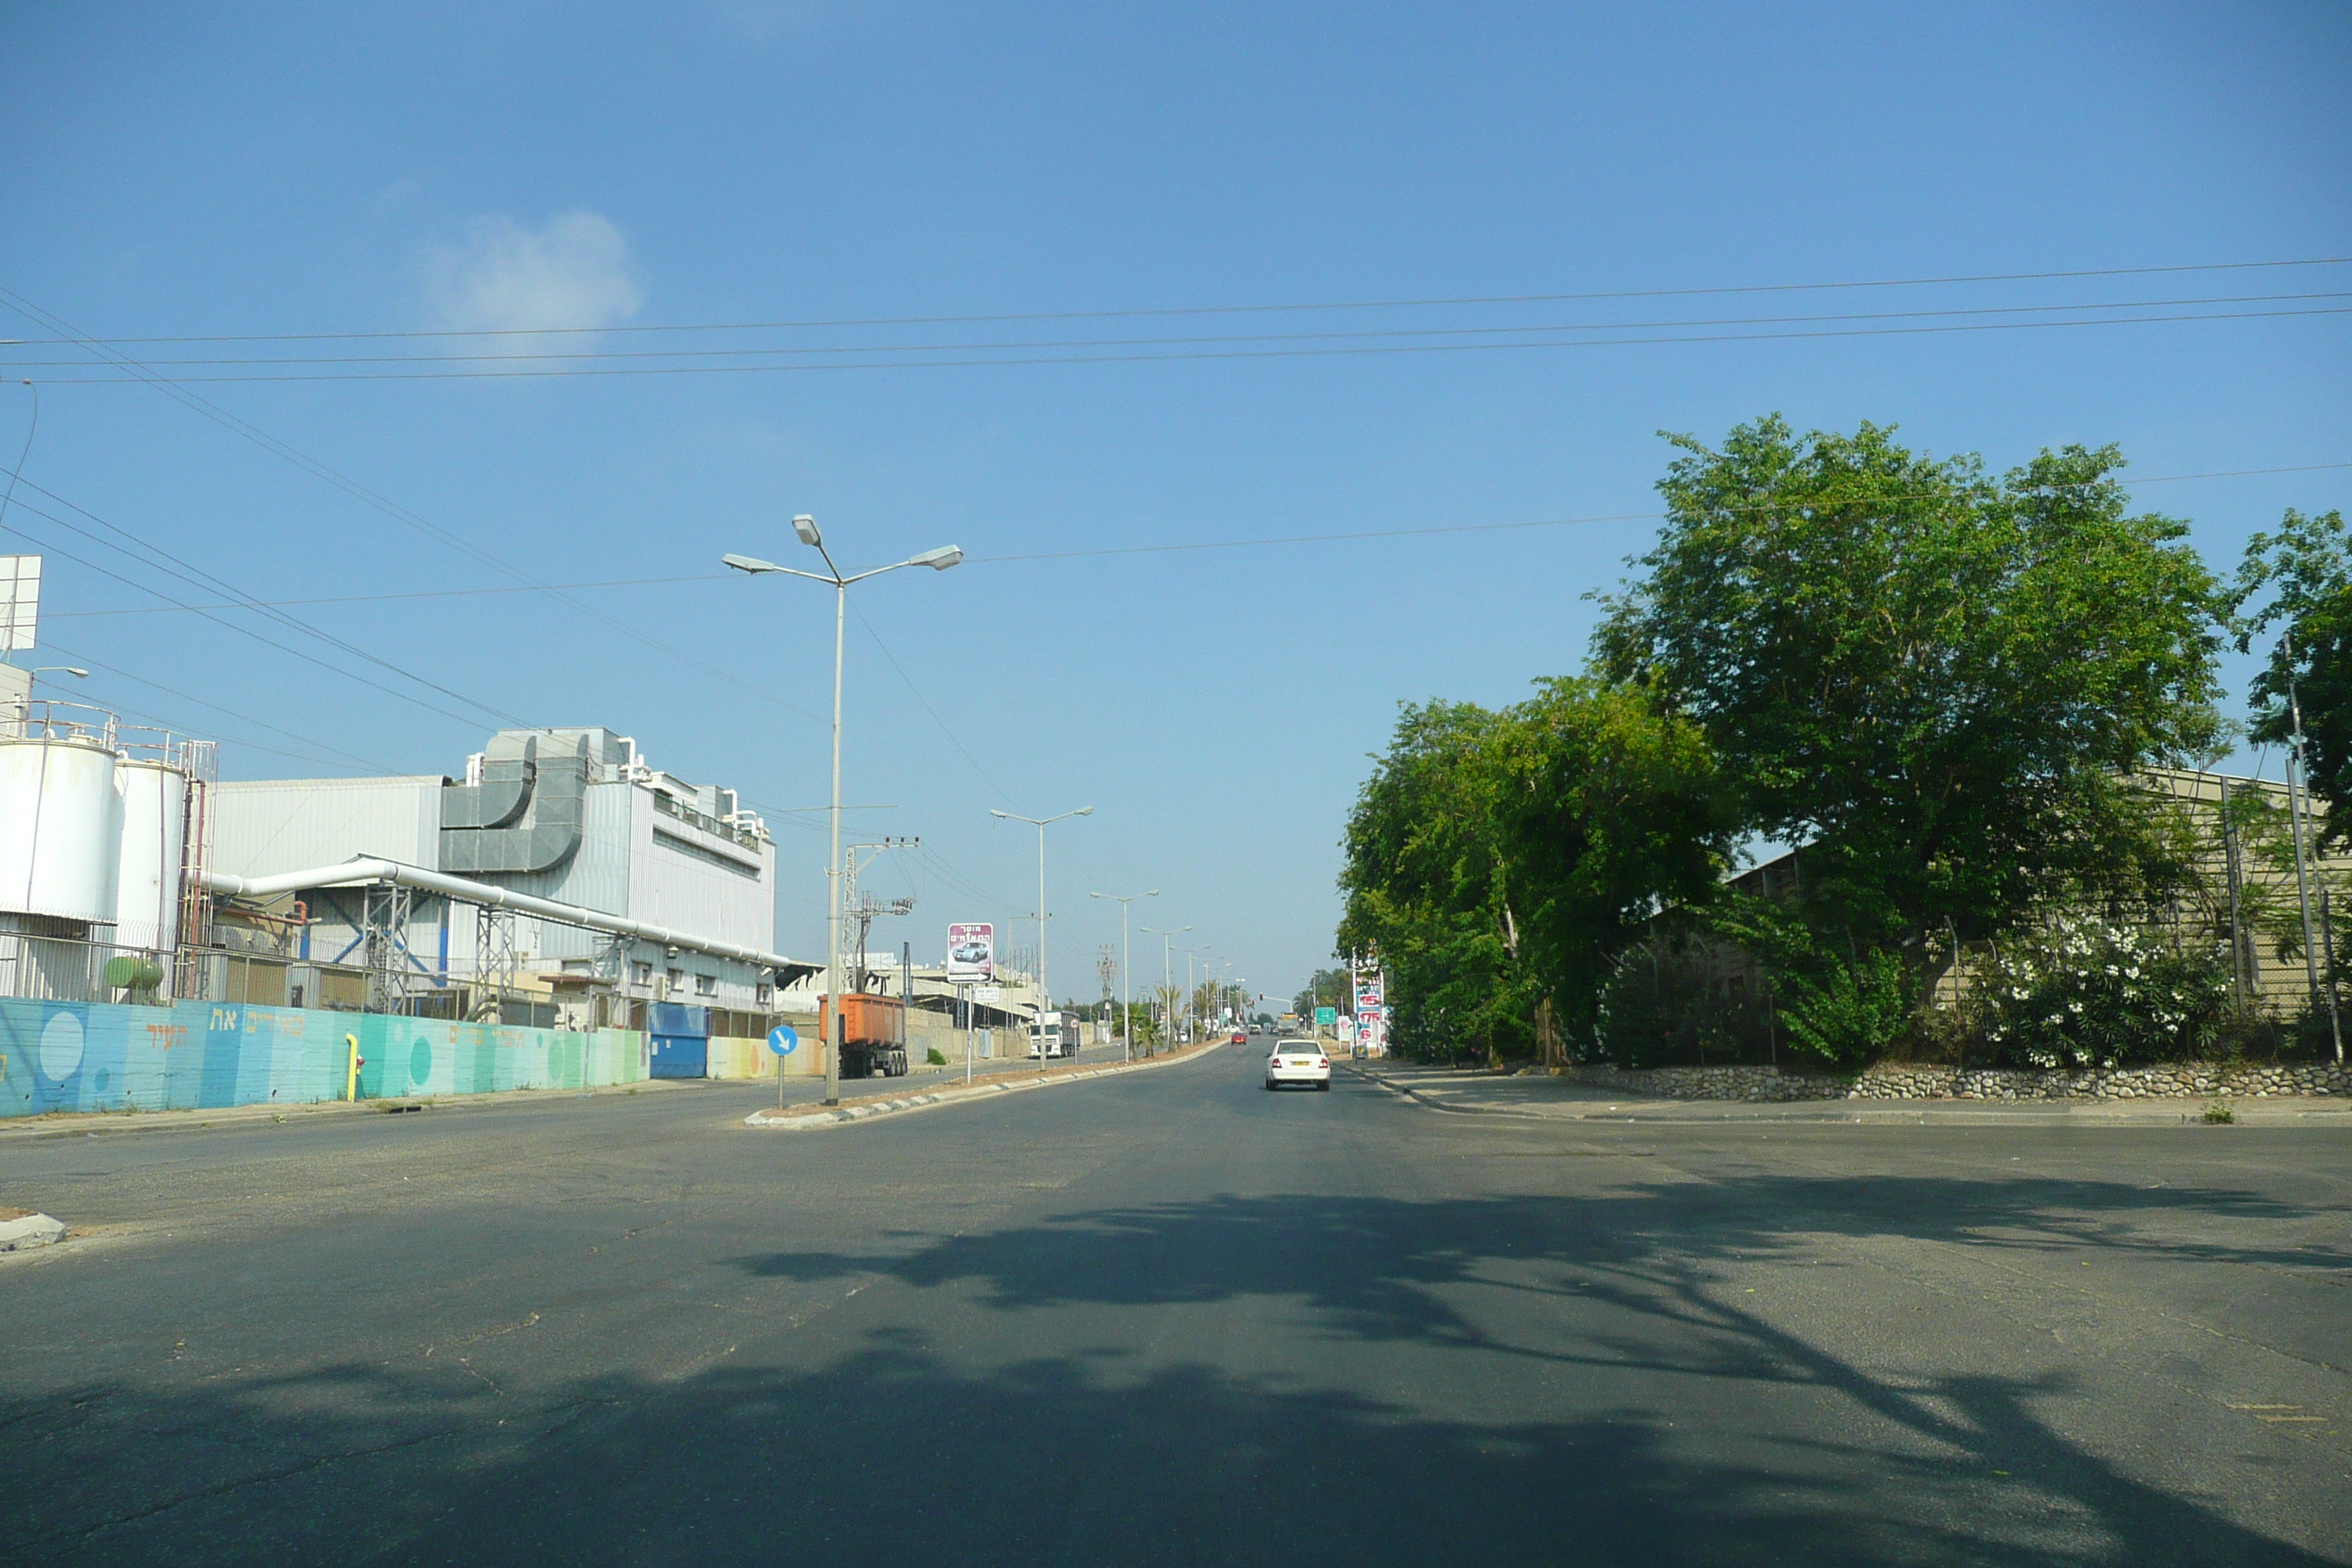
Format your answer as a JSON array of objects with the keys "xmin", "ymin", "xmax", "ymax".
[
  {"xmin": 946, "ymin": 922, "xmax": 995, "ymax": 983},
  {"xmin": 1356, "ymin": 983, "xmax": 1384, "ymax": 1013}
]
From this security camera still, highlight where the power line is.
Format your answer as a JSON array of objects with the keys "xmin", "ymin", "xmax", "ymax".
[
  {"xmin": 15, "ymin": 461, "xmax": 2346, "ymax": 623},
  {"xmin": 0, "ymin": 493, "xmax": 529, "ymax": 731},
  {"xmin": 39, "ymin": 570, "xmax": 732, "ymax": 619},
  {"xmin": 0, "ymin": 469, "xmax": 538, "ymax": 728},
  {"xmin": 14, "ymin": 302, "xmax": 2347, "ymax": 384},
  {"xmin": 35, "ymin": 639, "xmax": 412, "ymax": 773},
  {"xmin": 0, "ymin": 287, "xmax": 832, "ymax": 728},
  {"xmin": 962, "ymin": 461, "xmax": 2352, "ymax": 566},
  {"xmin": 7, "ymin": 288, "xmax": 2344, "ymax": 370},
  {"xmin": 9, "ymin": 255, "xmax": 2347, "ymax": 344},
  {"xmin": 851, "ymin": 600, "xmax": 1017, "ymax": 807}
]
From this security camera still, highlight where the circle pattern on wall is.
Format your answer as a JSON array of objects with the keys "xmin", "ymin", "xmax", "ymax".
[{"xmin": 38, "ymin": 1011, "xmax": 86, "ymax": 1083}]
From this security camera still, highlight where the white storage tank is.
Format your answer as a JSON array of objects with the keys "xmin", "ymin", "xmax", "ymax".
[
  {"xmin": 0, "ymin": 732, "xmax": 121, "ymax": 924},
  {"xmin": 113, "ymin": 758, "xmax": 188, "ymax": 954}
]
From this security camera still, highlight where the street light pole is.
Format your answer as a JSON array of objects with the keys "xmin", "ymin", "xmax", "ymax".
[
  {"xmin": 992, "ymin": 807, "xmax": 1093, "ymax": 1060},
  {"xmin": 723, "ymin": 519, "xmax": 962, "ymax": 1106},
  {"xmin": 1142, "ymin": 924, "xmax": 1188, "ymax": 1054},
  {"xmin": 1090, "ymin": 889, "xmax": 1158, "ymax": 1063},
  {"xmin": 1180, "ymin": 946, "xmax": 1209, "ymax": 1044}
]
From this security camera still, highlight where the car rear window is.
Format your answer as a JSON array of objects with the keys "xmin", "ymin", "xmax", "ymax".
[{"xmin": 1276, "ymin": 1039, "xmax": 1317, "ymax": 1051}]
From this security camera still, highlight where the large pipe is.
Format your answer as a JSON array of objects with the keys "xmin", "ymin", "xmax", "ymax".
[{"xmin": 202, "ymin": 857, "xmax": 810, "ymax": 978}]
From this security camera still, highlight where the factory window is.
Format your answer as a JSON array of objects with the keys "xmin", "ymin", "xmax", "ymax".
[
  {"xmin": 755, "ymin": 983, "xmax": 773, "ymax": 1006},
  {"xmin": 666, "ymin": 968, "xmax": 684, "ymax": 992},
  {"xmin": 633, "ymin": 962, "xmax": 653, "ymax": 985},
  {"xmin": 695, "ymin": 973, "xmax": 717, "ymax": 996}
]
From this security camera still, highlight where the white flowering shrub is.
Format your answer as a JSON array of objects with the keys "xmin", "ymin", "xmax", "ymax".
[{"xmin": 1972, "ymin": 917, "xmax": 2231, "ymax": 1067}]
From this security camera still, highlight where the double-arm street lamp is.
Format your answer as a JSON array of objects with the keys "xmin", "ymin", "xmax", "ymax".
[
  {"xmin": 1180, "ymin": 943, "xmax": 1212, "ymax": 1044},
  {"xmin": 725, "ymin": 515, "xmax": 961, "ymax": 1106},
  {"xmin": 991, "ymin": 807, "xmax": 1093, "ymax": 1057},
  {"xmin": 1140, "ymin": 924, "xmax": 1189, "ymax": 1053},
  {"xmin": 1089, "ymin": 889, "xmax": 1158, "ymax": 1063}
]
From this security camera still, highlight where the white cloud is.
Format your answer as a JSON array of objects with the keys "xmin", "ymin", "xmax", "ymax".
[{"xmin": 423, "ymin": 211, "xmax": 645, "ymax": 333}]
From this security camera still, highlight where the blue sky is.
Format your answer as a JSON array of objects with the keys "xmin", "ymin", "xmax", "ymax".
[{"xmin": 2, "ymin": 2, "xmax": 2348, "ymax": 1003}]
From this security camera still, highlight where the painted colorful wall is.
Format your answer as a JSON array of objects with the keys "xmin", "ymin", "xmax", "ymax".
[{"xmin": 0, "ymin": 997, "xmax": 647, "ymax": 1118}]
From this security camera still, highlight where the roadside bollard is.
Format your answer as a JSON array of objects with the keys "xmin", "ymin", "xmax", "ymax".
[{"xmin": 345, "ymin": 1033, "xmax": 364, "ymax": 1101}]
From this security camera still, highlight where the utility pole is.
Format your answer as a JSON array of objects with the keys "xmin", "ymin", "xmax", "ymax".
[
  {"xmin": 992, "ymin": 807, "xmax": 1093, "ymax": 1061},
  {"xmin": 2284, "ymin": 630, "xmax": 2344, "ymax": 1063},
  {"xmin": 1091, "ymin": 889, "xmax": 1157, "ymax": 1063}
]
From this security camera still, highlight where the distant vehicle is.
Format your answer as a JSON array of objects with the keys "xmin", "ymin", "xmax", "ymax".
[
  {"xmin": 1264, "ymin": 1037, "xmax": 1331, "ymax": 1091},
  {"xmin": 1028, "ymin": 1010, "xmax": 1079, "ymax": 1060},
  {"xmin": 1229, "ymin": 1028, "xmax": 1248, "ymax": 1045}
]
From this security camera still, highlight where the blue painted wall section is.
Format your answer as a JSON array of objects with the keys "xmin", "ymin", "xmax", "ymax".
[{"xmin": 0, "ymin": 998, "xmax": 648, "ymax": 1117}]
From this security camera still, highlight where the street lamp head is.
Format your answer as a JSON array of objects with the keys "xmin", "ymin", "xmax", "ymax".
[
  {"xmin": 1076, "ymin": 806, "xmax": 1094, "ymax": 817},
  {"xmin": 61, "ymin": 668, "xmax": 87, "ymax": 679},
  {"xmin": 911, "ymin": 545, "xmax": 962, "ymax": 570},
  {"xmin": 722, "ymin": 553, "xmax": 780, "ymax": 574},
  {"xmin": 989, "ymin": 810, "xmax": 1011, "ymax": 820},
  {"xmin": 792, "ymin": 513, "xmax": 823, "ymax": 549}
]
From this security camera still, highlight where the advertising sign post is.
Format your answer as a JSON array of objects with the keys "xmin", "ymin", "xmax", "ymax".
[{"xmin": 946, "ymin": 923, "xmax": 995, "ymax": 984}]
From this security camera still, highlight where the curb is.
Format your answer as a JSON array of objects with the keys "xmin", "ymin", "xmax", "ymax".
[
  {"xmin": 0, "ymin": 1074, "xmax": 708, "ymax": 1142},
  {"xmin": 745, "ymin": 1040, "xmax": 1226, "ymax": 1132},
  {"xmin": 1344, "ymin": 1066, "xmax": 2352, "ymax": 1126},
  {"xmin": 1346, "ymin": 1067, "xmax": 1550, "ymax": 1119}
]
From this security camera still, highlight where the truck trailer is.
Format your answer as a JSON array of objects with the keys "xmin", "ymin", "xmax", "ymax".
[{"xmin": 819, "ymin": 992, "xmax": 909, "ymax": 1078}]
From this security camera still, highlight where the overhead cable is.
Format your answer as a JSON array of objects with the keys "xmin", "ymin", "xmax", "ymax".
[{"xmin": 7, "ymin": 255, "xmax": 2346, "ymax": 344}]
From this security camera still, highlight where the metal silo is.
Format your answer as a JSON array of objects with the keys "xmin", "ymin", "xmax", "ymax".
[
  {"xmin": 112, "ymin": 758, "xmax": 188, "ymax": 954},
  {"xmin": 0, "ymin": 724, "xmax": 121, "ymax": 924}
]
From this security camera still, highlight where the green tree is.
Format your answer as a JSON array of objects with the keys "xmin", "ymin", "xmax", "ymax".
[
  {"xmin": 2233, "ymin": 508, "xmax": 2352, "ymax": 848},
  {"xmin": 1594, "ymin": 415, "xmax": 2224, "ymax": 948},
  {"xmin": 1337, "ymin": 701, "xmax": 1527, "ymax": 1060},
  {"xmin": 1338, "ymin": 683, "xmax": 1729, "ymax": 1063},
  {"xmin": 1484, "ymin": 677, "xmax": 1733, "ymax": 1056}
]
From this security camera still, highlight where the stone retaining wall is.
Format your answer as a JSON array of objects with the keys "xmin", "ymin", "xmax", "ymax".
[{"xmin": 1562, "ymin": 1060, "xmax": 2350, "ymax": 1102}]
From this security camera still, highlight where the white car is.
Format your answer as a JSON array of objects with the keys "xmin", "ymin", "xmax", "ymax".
[{"xmin": 1264, "ymin": 1038, "xmax": 1331, "ymax": 1090}]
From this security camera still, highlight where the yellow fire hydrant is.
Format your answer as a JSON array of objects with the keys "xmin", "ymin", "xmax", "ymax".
[{"xmin": 344, "ymin": 1033, "xmax": 363, "ymax": 1101}]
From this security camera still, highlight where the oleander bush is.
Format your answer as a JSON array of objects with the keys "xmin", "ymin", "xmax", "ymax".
[{"xmin": 1970, "ymin": 917, "xmax": 2233, "ymax": 1068}]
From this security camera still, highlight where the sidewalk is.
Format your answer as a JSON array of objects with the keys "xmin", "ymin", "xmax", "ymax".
[
  {"xmin": 0, "ymin": 1073, "xmax": 708, "ymax": 1142},
  {"xmin": 1349, "ymin": 1061, "xmax": 2352, "ymax": 1127}
]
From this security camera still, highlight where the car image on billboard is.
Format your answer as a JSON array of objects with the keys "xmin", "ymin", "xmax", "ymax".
[{"xmin": 946, "ymin": 922, "xmax": 995, "ymax": 983}]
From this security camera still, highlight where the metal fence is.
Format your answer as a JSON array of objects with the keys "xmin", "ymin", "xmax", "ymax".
[{"xmin": 0, "ymin": 929, "xmax": 620, "ymax": 1028}]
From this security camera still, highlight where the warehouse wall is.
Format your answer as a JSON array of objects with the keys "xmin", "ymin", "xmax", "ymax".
[{"xmin": 0, "ymin": 997, "xmax": 646, "ymax": 1117}]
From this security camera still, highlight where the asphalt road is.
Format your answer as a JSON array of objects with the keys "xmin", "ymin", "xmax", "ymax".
[{"xmin": 4, "ymin": 1042, "xmax": 2348, "ymax": 1566}]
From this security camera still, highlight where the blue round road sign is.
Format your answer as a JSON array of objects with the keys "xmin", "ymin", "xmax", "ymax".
[{"xmin": 766, "ymin": 1025, "xmax": 799, "ymax": 1057}]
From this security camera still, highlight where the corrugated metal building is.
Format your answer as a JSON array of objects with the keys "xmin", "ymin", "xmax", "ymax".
[{"xmin": 210, "ymin": 728, "xmax": 787, "ymax": 1021}]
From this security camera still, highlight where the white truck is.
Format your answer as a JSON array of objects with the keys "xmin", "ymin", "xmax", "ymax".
[{"xmin": 1026, "ymin": 1009, "xmax": 1079, "ymax": 1060}]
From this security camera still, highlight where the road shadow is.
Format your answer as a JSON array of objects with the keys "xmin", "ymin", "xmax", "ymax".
[
  {"xmin": 7, "ymin": 1335, "xmax": 2337, "ymax": 1567},
  {"xmin": 4, "ymin": 1175, "xmax": 2342, "ymax": 1566}
]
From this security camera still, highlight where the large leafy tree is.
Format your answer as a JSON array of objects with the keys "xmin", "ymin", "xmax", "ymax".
[
  {"xmin": 1485, "ymin": 677, "xmax": 1733, "ymax": 1047},
  {"xmin": 1594, "ymin": 415, "xmax": 2223, "ymax": 946},
  {"xmin": 1338, "ymin": 683, "xmax": 1728, "ymax": 1061},
  {"xmin": 2234, "ymin": 508, "xmax": 2352, "ymax": 848},
  {"xmin": 1338, "ymin": 701, "xmax": 1529, "ymax": 1059}
]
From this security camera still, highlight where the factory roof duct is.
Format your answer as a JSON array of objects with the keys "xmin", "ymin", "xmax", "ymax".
[{"xmin": 202, "ymin": 857, "xmax": 815, "ymax": 983}]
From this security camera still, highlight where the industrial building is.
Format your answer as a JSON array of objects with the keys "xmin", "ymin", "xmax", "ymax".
[{"xmin": 206, "ymin": 726, "xmax": 810, "ymax": 1030}]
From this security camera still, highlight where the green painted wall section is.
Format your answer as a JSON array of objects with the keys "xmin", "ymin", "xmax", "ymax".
[{"xmin": 0, "ymin": 996, "xmax": 647, "ymax": 1118}]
